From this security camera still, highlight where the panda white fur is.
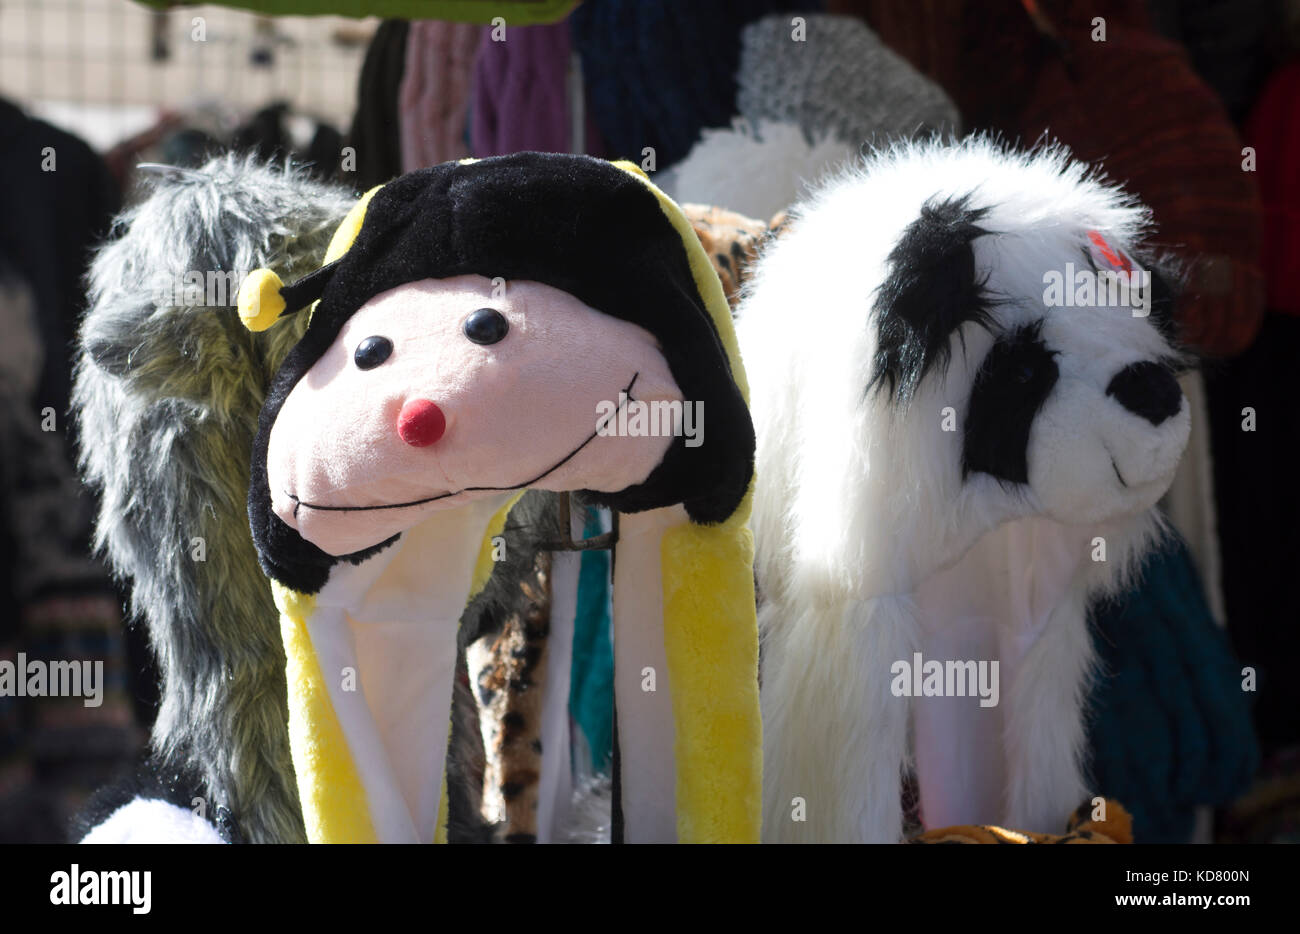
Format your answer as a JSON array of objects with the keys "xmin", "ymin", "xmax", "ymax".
[{"xmin": 736, "ymin": 138, "xmax": 1191, "ymax": 843}]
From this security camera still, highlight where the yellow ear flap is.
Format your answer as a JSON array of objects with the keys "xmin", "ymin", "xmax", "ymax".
[
  {"xmin": 660, "ymin": 510, "xmax": 762, "ymax": 843},
  {"xmin": 237, "ymin": 268, "xmax": 286, "ymax": 332}
]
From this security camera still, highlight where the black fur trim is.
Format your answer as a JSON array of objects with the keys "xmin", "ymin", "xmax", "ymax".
[
  {"xmin": 962, "ymin": 322, "xmax": 1059, "ymax": 484},
  {"xmin": 250, "ymin": 153, "xmax": 754, "ymax": 593},
  {"xmin": 868, "ymin": 195, "xmax": 994, "ymax": 405}
]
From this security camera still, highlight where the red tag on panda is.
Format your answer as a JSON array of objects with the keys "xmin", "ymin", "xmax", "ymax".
[{"xmin": 1087, "ymin": 230, "xmax": 1133, "ymax": 274}]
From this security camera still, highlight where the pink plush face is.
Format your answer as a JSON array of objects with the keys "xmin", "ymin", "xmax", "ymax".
[{"xmin": 267, "ymin": 275, "xmax": 681, "ymax": 556}]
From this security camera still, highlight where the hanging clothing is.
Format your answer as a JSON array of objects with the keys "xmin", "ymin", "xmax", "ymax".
[
  {"xmin": 1086, "ymin": 534, "xmax": 1259, "ymax": 843},
  {"xmin": 1245, "ymin": 61, "xmax": 1300, "ymax": 318},
  {"xmin": 470, "ymin": 20, "xmax": 605, "ymax": 157},
  {"xmin": 346, "ymin": 20, "xmax": 410, "ymax": 190},
  {"xmin": 736, "ymin": 13, "xmax": 960, "ymax": 148},
  {"xmin": 399, "ymin": 20, "xmax": 482, "ymax": 170},
  {"xmin": 1205, "ymin": 311, "xmax": 1300, "ymax": 759},
  {"xmin": 0, "ymin": 262, "xmax": 138, "ymax": 843},
  {"xmin": 569, "ymin": 0, "xmax": 823, "ymax": 169},
  {"xmin": 837, "ymin": 0, "xmax": 1267, "ymax": 358},
  {"xmin": 0, "ymin": 99, "xmax": 120, "ymax": 443},
  {"xmin": 134, "ymin": 0, "xmax": 577, "ymax": 24}
]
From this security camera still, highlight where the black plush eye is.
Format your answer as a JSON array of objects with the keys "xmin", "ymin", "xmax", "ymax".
[
  {"xmin": 464, "ymin": 308, "xmax": 509, "ymax": 345},
  {"xmin": 354, "ymin": 336, "xmax": 393, "ymax": 370}
]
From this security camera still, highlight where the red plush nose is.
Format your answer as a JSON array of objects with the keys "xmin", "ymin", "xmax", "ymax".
[{"xmin": 397, "ymin": 398, "xmax": 446, "ymax": 447}]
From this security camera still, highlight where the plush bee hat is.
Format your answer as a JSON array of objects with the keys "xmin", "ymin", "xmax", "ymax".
[{"xmin": 235, "ymin": 152, "xmax": 760, "ymax": 843}]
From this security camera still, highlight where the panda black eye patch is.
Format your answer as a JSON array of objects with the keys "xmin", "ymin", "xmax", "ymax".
[
  {"xmin": 354, "ymin": 336, "xmax": 393, "ymax": 370},
  {"xmin": 961, "ymin": 323, "xmax": 1059, "ymax": 484}
]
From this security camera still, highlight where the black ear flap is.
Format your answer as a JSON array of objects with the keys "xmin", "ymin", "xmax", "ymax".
[
  {"xmin": 867, "ymin": 194, "xmax": 994, "ymax": 405},
  {"xmin": 279, "ymin": 260, "xmax": 341, "ymax": 314}
]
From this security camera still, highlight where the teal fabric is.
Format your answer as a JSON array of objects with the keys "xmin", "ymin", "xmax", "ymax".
[
  {"xmin": 1086, "ymin": 533, "xmax": 1259, "ymax": 842},
  {"xmin": 568, "ymin": 509, "xmax": 613, "ymax": 772}
]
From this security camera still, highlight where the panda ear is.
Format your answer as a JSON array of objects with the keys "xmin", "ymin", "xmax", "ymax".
[{"xmin": 867, "ymin": 194, "xmax": 994, "ymax": 404}]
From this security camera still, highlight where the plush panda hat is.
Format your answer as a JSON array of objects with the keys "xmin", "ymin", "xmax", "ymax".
[
  {"xmin": 738, "ymin": 138, "xmax": 1191, "ymax": 842},
  {"xmin": 236, "ymin": 152, "xmax": 761, "ymax": 843}
]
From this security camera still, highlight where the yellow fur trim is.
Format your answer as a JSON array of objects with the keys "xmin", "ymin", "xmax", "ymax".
[
  {"xmin": 323, "ymin": 186, "xmax": 382, "ymax": 265},
  {"xmin": 660, "ymin": 515, "xmax": 761, "ymax": 843},
  {"xmin": 272, "ymin": 582, "xmax": 377, "ymax": 843},
  {"xmin": 306, "ymin": 186, "xmax": 382, "ymax": 325},
  {"xmin": 614, "ymin": 161, "xmax": 762, "ymax": 842},
  {"xmin": 612, "ymin": 159, "xmax": 650, "ymax": 181},
  {"xmin": 236, "ymin": 268, "xmax": 286, "ymax": 332},
  {"xmin": 613, "ymin": 163, "xmax": 750, "ymax": 405}
]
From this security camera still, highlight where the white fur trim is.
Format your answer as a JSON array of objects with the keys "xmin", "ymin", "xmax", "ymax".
[
  {"xmin": 662, "ymin": 119, "xmax": 855, "ymax": 222},
  {"xmin": 81, "ymin": 798, "xmax": 225, "ymax": 844}
]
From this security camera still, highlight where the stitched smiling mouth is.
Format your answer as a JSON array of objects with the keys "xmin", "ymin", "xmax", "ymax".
[{"xmin": 287, "ymin": 372, "xmax": 640, "ymax": 517}]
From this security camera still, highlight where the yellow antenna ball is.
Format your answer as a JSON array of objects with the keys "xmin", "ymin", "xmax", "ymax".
[{"xmin": 237, "ymin": 268, "xmax": 286, "ymax": 332}]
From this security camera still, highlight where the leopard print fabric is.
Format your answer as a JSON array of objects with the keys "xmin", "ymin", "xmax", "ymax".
[
  {"xmin": 681, "ymin": 204, "xmax": 776, "ymax": 306},
  {"xmin": 466, "ymin": 551, "xmax": 552, "ymax": 843}
]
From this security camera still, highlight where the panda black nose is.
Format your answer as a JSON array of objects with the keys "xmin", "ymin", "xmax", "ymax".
[{"xmin": 1106, "ymin": 361, "xmax": 1182, "ymax": 426}]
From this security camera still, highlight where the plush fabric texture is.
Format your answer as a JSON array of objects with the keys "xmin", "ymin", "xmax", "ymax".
[
  {"xmin": 248, "ymin": 153, "xmax": 754, "ymax": 594},
  {"xmin": 275, "ymin": 585, "xmax": 377, "ymax": 843},
  {"xmin": 399, "ymin": 20, "xmax": 481, "ymax": 171},
  {"xmin": 241, "ymin": 157, "xmax": 760, "ymax": 842},
  {"xmin": 264, "ymin": 276, "xmax": 682, "ymax": 558},
  {"xmin": 911, "ymin": 798, "xmax": 1133, "ymax": 844},
  {"xmin": 739, "ymin": 138, "xmax": 1189, "ymax": 842},
  {"xmin": 736, "ymin": 13, "xmax": 960, "ymax": 148},
  {"xmin": 665, "ymin": 119, "xmax": 855, "ymax": 223},
  {"xmin": 633, "ymin": 176, "xmax": 761, "ymax": 841},
  {"xmin": 471, "ymin": 206, "xmax": 775, "ymax": 813},
  {"xmin": 661, "ymin": 517, "xmax": 761, "ymax": 842},
  {"xmin": 73, "ymin": 156, "xmax": 356, "ymax": 844},
  {"xmin": 1087, "ymin": 535, "xmax": 1259, "ymax": 843}
]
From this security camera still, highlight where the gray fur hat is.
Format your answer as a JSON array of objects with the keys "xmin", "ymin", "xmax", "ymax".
[{"xmin": 73, "ymin": 156, "xmax": 355, "ymax": 843}]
